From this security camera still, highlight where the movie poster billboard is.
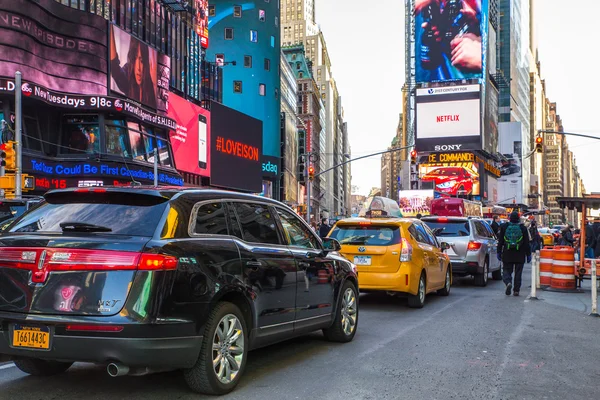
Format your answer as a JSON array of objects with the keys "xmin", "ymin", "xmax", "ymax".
[
  {"xmin": 0, "ymin": 0, "xmax": 108, "ymax": 95},
  {"xmin": 419, "ymin": 162, "xmax": 481, "ymax": 197},
  {"xmin": 414, "ymin": 0, "xmax": 489, "ymax": 83},
  {"xmin": 110, "ymin": 25, "xmax": 169, "ymax": 111},
  {"xmin": 398, "ymin": 190, "xmax": 435, "ymax": 217},
  {"xmin": 195, "ymin": 0, "xmax": 209, "ymax": 48},
  {"xmin": 497, "ymin": 122, "xmax": 524, "ymax": 204}
]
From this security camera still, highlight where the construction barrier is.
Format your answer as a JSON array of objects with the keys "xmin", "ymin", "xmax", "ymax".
[
  {"xmin": 551, "ymin": 247, "xmax": 576, "ymax": 290},
  {"xmin": 575, "ymin": 258, "xmax": 600, "ymax": 277},
  {"xmin": 317, "ymin": 269, "xmax": 329, "ymax": 284},
  {"xmin": 539, "ymin": 247, "xmax": 554, "ymax": 287}
]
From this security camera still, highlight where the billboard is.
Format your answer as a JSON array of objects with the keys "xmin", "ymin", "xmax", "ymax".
[
  {"xmin": 0, "ymin": 0, "xmax": 108, "ymax": 95},
  {"xmin": 210, "ymin": 102, "xmax": 263, "ymax": 192},
  {"xmin": 398, "ymin": 190, "xmax": 435, "ymax": 217},
  {"xmin": 167, "ymin": 93, "xmax": 211, "ymax": 177},
  {"xmin": 416, "ymin": 84, "xmax": 481, "ymax": 152},
  {"xmin": 497, "ymin": 122, "xmax": 524, "ymax": 204},
  {"xmin": 195, "ymin": 0, "xmax": 209, "ymax": 48},
  {"xmin": 415, "ymin": 0, "xmax": 489, "ymax": 83},
  {"xmin": 420, "ymin": 162, "xmax": 481, "ymax": 197},
  {"xmin": 110, "ymin": 25, "xmax": 170, "ymax": 111}
]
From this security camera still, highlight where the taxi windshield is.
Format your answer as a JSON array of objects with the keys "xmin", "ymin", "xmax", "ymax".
[{"xmin": 329, "ymin": 225, "xmax": 400, "ymax": 246}]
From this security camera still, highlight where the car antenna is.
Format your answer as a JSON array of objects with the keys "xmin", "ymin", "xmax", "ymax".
[{"xmin": 120, "ymin": 154, "xmax": 142, "ymax": 186}]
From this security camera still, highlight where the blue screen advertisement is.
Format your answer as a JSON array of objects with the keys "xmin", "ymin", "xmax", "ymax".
[{"xmin": 415, "ymin": 0, "xmax": 488, "ymax": 83}]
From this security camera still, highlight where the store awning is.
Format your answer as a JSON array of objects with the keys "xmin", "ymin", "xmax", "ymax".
[{"xmin": 557, "ymin": 196, "xmax": 600, "ymax": 212}]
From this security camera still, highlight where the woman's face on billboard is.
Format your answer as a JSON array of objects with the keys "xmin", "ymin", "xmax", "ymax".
[{"xmin": 134, "ymin": 46, "xmax": 143, "ymax": 85}]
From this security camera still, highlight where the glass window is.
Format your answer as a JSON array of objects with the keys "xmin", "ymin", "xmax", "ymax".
[
  {"xmin": 208, "ymin": 5, "xmax": 215, "ymax": 16},
  {"xmin": 61, "ymin": 115, "xmax": 100, "ymax": 155},
  {"xmin": 250, "ymin": 30, "xmax": 257, "ymax": 42},
  {"xmin": 155, "ymin": 130, "xmax": 173, "ymax": 167},
  {"xmin": 259, "ymin": 83, "xmax": 266, "ymax": 96},
  {"xmin": 414, "ymin": 224, "xmax": 434, "ymax": 245},
  {"xmin": 23, "ymin": 116, "xmax": 42, "ymax": 152},
  {"xmin": 259, "ymin": 9, "xmax": 266, "ymax": 22},
  {"xmin": 225, "ymin": 27, "xmax": 233, "ymax": 40},
  {"xmin": 233, "ymin": 81, "xmax": 242, "ymax": 93},
  {"xmin": 193, "ymin": 202, "xmax": 229, "ymax": 235},
  {"xmin": 474, "ymin": 221, "xmax": 491, "ymax": 238},
  {"xmin": 233, "ymin": 5, "xmax": 242, "ymax": 17},
  {"xmin": 264, "ymin": 58, "xmax": 270, "ymax": 71},
  {"xmin": 276, "ymin": 208, "xmax": 318, "ymax": 249},
  {"xmin": 127, "ymin": 122, "xmax": 146, "ymax": 161},
  {"xmin": 105, "ymin": 120, "xmax": 131, "ymax": 157},
  {"xmin": 230, "ymin": 202, "xmax": 280, "ymax": 245},
  {"xmin": 244, "ymin": 55, "xmax": 252, "ymax": 68},
  {"xmin": 422, "ymin": 220, "xmax": 471, "ymax": 237},
  {"xmin": 270, "ymin": 35, "xmax": 275, "ymax": 47}
]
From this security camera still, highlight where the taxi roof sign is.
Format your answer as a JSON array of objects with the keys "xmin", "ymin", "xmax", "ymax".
[{"xmin": 358, "ymin": 196, "xmax": 403, "ymax": 219}]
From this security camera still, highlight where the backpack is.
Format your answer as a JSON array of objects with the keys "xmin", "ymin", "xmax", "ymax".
[{"xmin": 504, "ymin": 223, "xmax": 524, "ymax": 251}]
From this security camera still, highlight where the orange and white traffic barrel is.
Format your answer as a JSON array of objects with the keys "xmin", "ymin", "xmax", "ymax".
[
  {"xmin": 317, "ymin": 269, "xmax": 328, "ymax": 284},
  {"xmin": 551, "ymin": 247, "xmax": 576, "ymax": 290},
  {"xmin": 539, "ymin": 247, "xmax": 554, "ymax": 287}
]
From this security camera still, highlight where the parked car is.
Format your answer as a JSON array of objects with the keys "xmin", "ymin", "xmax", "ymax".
[
  {"xmin": 420, "ymin": 167, "xmax": 476, "ymax": 196},
  {"xmin": 422, "ymin": 216, "xmax": 502, "ymax": 286},
  {"xmin": 329, "ymin": 196, "xmax": 452, "ymax": 309},
  {"xmin": 0, "ymin": 187, "xmax": 358, "ymax": 395}
]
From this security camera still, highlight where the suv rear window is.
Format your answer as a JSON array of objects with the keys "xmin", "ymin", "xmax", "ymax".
[
  {"xmin": 423, "ymin": 220, "xmax": 470, "ymax": 237},
  {"xmin": 7, "ymin": 193, "xmax": 168, "ymax": 236},
  {"xmin": 329, "ymin": 225, "xmax": 400, "ymax": 246}
]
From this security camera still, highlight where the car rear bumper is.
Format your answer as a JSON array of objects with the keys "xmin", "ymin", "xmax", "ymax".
[
  {"xmin": 450, "ymin": 261, "xmax": 482, "ymax": 276},
  {"xmin": 0, "ymin": 318, "xmax": 202, "ymax": 368},
  {"xmin": 357, "ymin": 269, "xmax": 416, "ymax": 295}
]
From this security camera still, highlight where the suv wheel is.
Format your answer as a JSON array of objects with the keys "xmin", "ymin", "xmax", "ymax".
[
  {"xmin": 408, "ymin": 272, "xmax": 426, "ymax": 308},
  {"xmin": 474, "ymin": 260, "xmax": 489, "ymax": 287},
  {"xmin": 184, "ymin": 302, "xmax": 248, "ymax": 395},
  {"xmin": 13, "ymin": 359, "xmax": 73, "ymax": 376},
  {"xmin": 323, "ymin": 280, "xmax": 358, "ymax": 342}
]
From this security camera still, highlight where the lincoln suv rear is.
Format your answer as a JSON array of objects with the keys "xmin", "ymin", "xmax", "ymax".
[{"xmin": 0, "ymin": 187, "xmax": 358, "ymax": 395}]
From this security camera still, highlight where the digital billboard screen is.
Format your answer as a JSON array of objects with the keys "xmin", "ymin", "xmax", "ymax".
[
  {"xmin": 415, "ymin": 0, "xmax": 488, "ymax": 83},
  {"xmin": 210, "ymin": 102, "xmax": 263, "ymax": 192},
  {"xmin": 398, "ymin": 190, "xmax": 435, "ymax": 217},
  {"xmin": 419, "ymin": 162, "xmax": 481, "ymax": 197},
  {"xmin": 0, "ymin": 0, "xmax": 108, "ymax": 95},
  {"xmin": 195, "ymin": 0, "xmax": 209, "ymax": 48},
  {"xmin": 167, "ymin": 93, "xmax": 211, "ymax": 177},
  {"xmin": 416, "ymin": 84, "xmax": 481, "ymax": 152},
  {"xmin": 110, "ymin": 25, "xmax": 169, "ymax": 111}
]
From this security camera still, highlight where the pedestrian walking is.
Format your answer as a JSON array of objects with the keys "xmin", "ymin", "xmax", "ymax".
[
  {"xmin": 318, "ymin": 218, "xmax": 331, "ymax": 239},
  {"xmin": 491, "ymin": 215, "xmax": 501, "ymax": 237},
  {"xmin": 529, "ymin": 220, "xmax": 542, "ymax": 252},
  {"xmin": 559, "ymin": 225, "xmax": 575, "ymax": 247},
  {"xmin": 497, "ymin": 211, "xmax": 531, "ymax": 296}
]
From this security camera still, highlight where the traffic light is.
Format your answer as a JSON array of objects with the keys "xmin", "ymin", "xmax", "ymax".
[
  {"xmin": 298, "ymin": 163, "xmax": 305, "ymax": 183},
  {"xmin": 410, "ymin": 149, "xmax": 417, "ymax": 165},
  {"xmin": 0, "ymin": 141, "xmax": 16, "ymax": 170},
  {"xmin": 534, "ymin": 136, "xmax": 543, "ymax": 153},
  {"xmin": 308, "ymin": 165, "xmax": 315, "ymax": 180}
]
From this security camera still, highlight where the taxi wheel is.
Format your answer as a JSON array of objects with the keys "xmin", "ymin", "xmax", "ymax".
[
  {"xmin": 13, "ymin": 358, "xmax": 73, "ymax": 376},
  {"xmin": 437, "ymin": 267, "xmax": 451, "ymax": 296},
  {"xmin": 408, "ymin": 273, "xmax": 426, "ymax": 309}
]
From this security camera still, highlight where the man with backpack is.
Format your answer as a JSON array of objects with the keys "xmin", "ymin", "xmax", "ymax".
[{"xmin": 497, "ymin": 211, "xmax": 531, "ymax": 296}]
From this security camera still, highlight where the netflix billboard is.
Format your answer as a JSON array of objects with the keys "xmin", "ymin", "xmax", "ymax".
[
  {"xmin": 0, "ymin": 0, "xmax": 108, "ymax": 95},
  {"xmin": 415, "ymin": 84, "xmax": 482, "ymax": 152}
]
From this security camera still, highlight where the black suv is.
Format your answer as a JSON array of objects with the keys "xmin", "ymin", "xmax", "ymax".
[{"xmin": 0, "ymin": 187, "xmax": 359, "ymax": 395}]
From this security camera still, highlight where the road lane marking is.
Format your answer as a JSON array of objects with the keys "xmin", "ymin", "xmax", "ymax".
[
  {"xmin": 358, "ymin": 296, "xmax": 467, "ymax": 358},
  {"xmin": 0, "ymin": 363, "xmax": 14, "ymax": 370}
]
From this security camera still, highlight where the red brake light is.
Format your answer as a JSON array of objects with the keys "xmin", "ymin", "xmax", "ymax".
[
  {"xmin": 138, "ymin": 254, "xmax": 179, "ymax": 271},
  {"xmin": 75, "ymin": 188, "xmax": 106, "ymax": 193},
  {"xmin": 437, "ymin": 217, "xmax": 448, "ymax": 222},
  {"xmin": 66, "ymin": 324, "xmax": 124, "ymax": 332},
  {"xmin": 467, "ymin": 241, "xmax": 482, "ymax": 251}
]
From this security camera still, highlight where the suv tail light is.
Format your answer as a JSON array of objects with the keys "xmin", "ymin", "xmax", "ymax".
[
  {"xmin": 467, "ymin": 241, "xmax": 482, "ymax": 251},
  {"xmin": 400, "ymin": 238, "xmax": 413, "ymax": 262}
]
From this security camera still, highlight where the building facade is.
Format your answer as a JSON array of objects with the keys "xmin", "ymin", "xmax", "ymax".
[
  {"xmin": 280, "ymin": 50, "xmax": 299, "ymax": 205},
  {"xmin": 207, "ymin": 0, "xmax": 282, "ymax": 198},
  {"xmin": 0, "ymin": 0, "xmax": 222, "ymax": 194}
]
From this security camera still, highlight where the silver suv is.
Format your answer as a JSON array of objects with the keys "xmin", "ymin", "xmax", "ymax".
[{"xmin": 421, "ymin": 216, "xmax": 502, "ymax": 286}]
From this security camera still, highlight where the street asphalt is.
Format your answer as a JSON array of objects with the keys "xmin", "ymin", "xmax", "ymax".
[{"xmin": 1, "ymin": 265, "xmax": 599, "ymax": 400}]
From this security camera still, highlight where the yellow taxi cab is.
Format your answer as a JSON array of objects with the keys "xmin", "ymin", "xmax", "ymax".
[
  {"xmin": 328, "ymin": 196, "xmax": 452, "ymax": 308},
  {"xmin": 538, "ymin": 227, "xmax": 555, "ymax": 247}
]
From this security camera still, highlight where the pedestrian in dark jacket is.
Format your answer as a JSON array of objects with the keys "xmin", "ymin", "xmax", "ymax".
[
  {"xmin": 491, "ymin": 216, "xmax": 501, "ymax": 237},
  {"xmin": 497, "ymin": 211, "xmax": 531, "ymax": 296},
  {"xmin": 593, "ymin": 222, "xmax": 600, "ymax": 259},
  {"xmin": 584, "ymin": 223, "xmax": 596, "ymax": 259},
  {"xmin": 559, "ymin": 225, "xmax": 575, "ymax": 247},
  {"xmin": 318, "ymin": 218, "xmax": 331, "ymax": 239}
]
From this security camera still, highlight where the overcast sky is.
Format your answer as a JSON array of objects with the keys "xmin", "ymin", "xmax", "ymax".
[{"xmin": 315, "ymin": 0, "xmax": 599, "ymax": 196}]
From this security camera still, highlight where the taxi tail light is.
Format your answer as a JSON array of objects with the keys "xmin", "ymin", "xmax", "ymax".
[
  {"xmin": 467, "ymin": 241, "xmax": 482, "ymax": 251},
  {"xmin": 400, "ymin": 238, "xmax": 413, "ymax": 262}
]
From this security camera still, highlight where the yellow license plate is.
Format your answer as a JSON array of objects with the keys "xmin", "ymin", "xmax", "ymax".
[{"xmin": 12, "ymin": 325, "xmax": 50, "ymax": 349}]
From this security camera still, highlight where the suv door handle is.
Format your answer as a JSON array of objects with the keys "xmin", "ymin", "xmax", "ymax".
[{"xmin": 298, "ymin": 261, "xmax": 310, "ymax": 268}]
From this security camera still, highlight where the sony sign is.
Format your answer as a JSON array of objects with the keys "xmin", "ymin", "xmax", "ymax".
[{"xmin": 415, "ymin": 84, "xmax": 482, "ymax": 152}]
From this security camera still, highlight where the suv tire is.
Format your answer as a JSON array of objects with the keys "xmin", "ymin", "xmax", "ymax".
[
  {"xmin": 13, "ymin": 359, "xmax": 73, "ymax": 376},
  {"xmin": 184, "ymin": 302, "xmax": 248, "ymax": 395},
  {"xmin": 323, "ymin": 280, "xmax": 358, "ymax": 342},
  {"xmin": 474, "ymin": 260, "xmax": 489, "ymax": 287}
]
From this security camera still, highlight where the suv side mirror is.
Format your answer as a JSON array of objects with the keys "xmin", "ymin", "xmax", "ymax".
[
  {"xmin": 322, "ymin": 237, "xmax": 342, "ymax": 252},
  {"xmin": 440, "ymin": 242, "xmax": 451, "ymax": 251}
]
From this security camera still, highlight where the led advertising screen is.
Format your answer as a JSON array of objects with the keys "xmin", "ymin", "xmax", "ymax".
[
  {"xmin": 195, "ymin": 0, "xmax": 209, "ymax": 48},
  {"xmin": 0, "ymin": 0, "xmax": 108, "ymax": 95},
  {"xmin": 167, "ymin": 93, "xmax": 211, "ymax": 177},
  {"xmin": 419, "ymin": 162, "xmax": 481, "ymax": 197},
  {"xmin": 210, "ymin": 102, "xmax": 263, "ymax": 192},
  {"xmin": 110, "ymin": 25, "xmax": 169, "ymax": 111},
  {"xmin": 398, "ymin": 190, "xmax": 435, "ymax": 217},
  {"xmin": 415, "ymin": 0, "xmax": 488, "ymax": 83},
  {"xmin": 497, "ymin": 121, "xmax": 524, "ymax": 204},
  {"xmin": 416, "ymin": 84, "xmax": 481, "ymax": 152}
]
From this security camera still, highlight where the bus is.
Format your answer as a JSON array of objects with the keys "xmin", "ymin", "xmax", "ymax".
[{"xmin": 430, "ymin": 198, "xmax": 483, "ymax": 218}]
